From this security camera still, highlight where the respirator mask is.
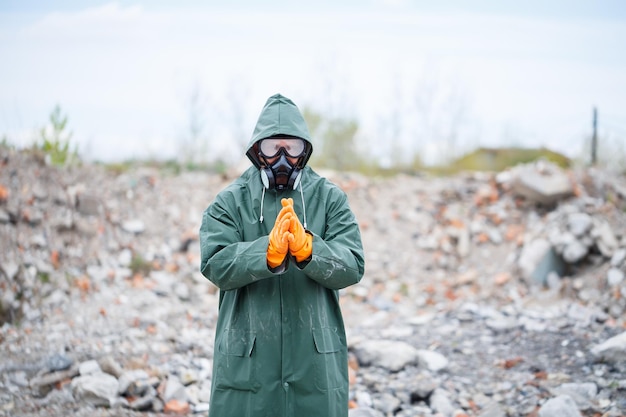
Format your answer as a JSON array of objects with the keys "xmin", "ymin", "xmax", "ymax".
[{"xmin": 258, "ymin": 137, "xmax": 306, "ymax": 191}]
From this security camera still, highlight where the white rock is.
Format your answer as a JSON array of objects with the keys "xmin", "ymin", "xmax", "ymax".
[
  {"xmin": 415, "ymin": 349, "xmax": 449, "ymax": 372},
  {"xmin": 590, "ymin": 331, "xmax": 626, "ymax": 363},
  {"xmin": 607, "ymin": 268, "xmax": 624, "ymax": 286},
  {"xmin": 478, "ymin": 401, "xmax": 507, "ymax": 417},
  {"xmin": 538, "ymin": 395, "xmax": 582, "ymax": 417},
  {"xmin": 118, "ymin": 369, "xmax": 150, "ymax": 395},
  {"xmin": 122, "ymin": 219, "xmax": 146, "ymax": 234},
  {"xmin": 118, "ymin": 248, "xmax": 133, "ymax": 267},
  {"xmin": 519, "ymin": 239, "xmax": 550, "ymax": 279},
  {"xmin": 593, "ymin": 220, "xmax": 619, "ymax": 257},
  {"xmin": 562, "ymin": 241, "xmax": 588, "ymax": 263},
  {"xmin": 162, "ymin": 375, "xmax": 187, "ymax": 403},
  {"xmin": 510, "ymin": 162, "xmax": 573, "ymax": 205},
  {"xmin": 71, "ymin": 372, "xmax": 119, "ymax": 407},
  {"xmin": 552, "ymin": 382, "xmax": 597, "ymax": 410},
  {"xmin": 78, "ymin": 360, "xmax": 101, "ymax": 375},
  {"xmin": 610, "ymin": 248, "xmax": 626, "ymax": 267},
  {"xmin": 430, "ymin": 388, "xmax": 455, "ymax": 416},
  {"xmin": 352, "ymin": 340, "xmax": 419, "ymax": 372},
  {"xmin": 194, "ymin": 403, "xmax": 211, "ymax": 413},
  {"xmin": 567, "ymin": 212, "xmax": 592, "ymax": 237}
]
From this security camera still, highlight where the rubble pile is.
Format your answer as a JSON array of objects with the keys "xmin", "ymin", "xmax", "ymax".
[{"xmin": 0, "ymin": 147, "xmax": 625, "ymax": 417}]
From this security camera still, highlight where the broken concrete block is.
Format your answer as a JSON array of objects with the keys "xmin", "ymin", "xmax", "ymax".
[
  {"xmin": 510, "ymin": 161, "xmax": 573, "ymax": 205},
  {"xmin": 518, "ymin": 238, "xmax": 566, "ymax": 285}
]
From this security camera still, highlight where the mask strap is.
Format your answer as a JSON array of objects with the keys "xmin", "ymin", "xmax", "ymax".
[
  {"xmin": 259, "ymin": 186, "xmax": 266, "ymax": 223},
  {"xmin": 292, "ymin": 170, "xmax": 302, "ymax": 190}
]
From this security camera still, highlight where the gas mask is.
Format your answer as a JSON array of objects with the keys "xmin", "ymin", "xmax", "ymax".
[{"xmin": 257, "ymin": 137, "xmax": 306, "ymax": 191}]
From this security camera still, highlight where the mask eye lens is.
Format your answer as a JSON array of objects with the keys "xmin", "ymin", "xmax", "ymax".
[{"xmin": 260, "ymin": 138, "xmax": 305, "ymax": 157}]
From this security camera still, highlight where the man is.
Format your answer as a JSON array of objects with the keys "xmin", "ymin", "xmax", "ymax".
[{"xmin": 199, "ymin": 93, "xmax": 365, "ymax": 417}]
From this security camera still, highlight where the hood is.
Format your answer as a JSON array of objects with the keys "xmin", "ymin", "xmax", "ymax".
[{"xmin": 246, "ymin": 94, "xmax": 313, "ymax": 169}]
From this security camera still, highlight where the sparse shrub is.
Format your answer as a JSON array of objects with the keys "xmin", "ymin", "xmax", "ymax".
[
  {"xmin": 129, "ymin": 254, "xmax": 152, "ymax": 276},
  {"xmin": 37, "ymin": 104, "xmax": 78, "ymax": 166}
]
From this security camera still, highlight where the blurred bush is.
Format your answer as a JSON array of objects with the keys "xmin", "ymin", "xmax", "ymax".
[{"xmin": 35, "ymin": 104, "xmax": 79, "ymax": 166}]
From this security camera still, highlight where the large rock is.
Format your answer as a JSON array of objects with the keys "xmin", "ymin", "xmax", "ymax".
[
  {"xmin": 592, "ymin": 219, "xmax": 619, "ymax": 257},
  {"xmin": 518, "ymin": 238, "xmax": 566, "ymax": 284},
  {"xmin": 71, "ymin": 372, "xmax": 119, "ymax": 407},
  {"xmin": 510, "ymin": 161, "xmax": 574, "ymax": 205},
  {"xmin": 538, "ymin": 395, "xmax": 582, "ymax": 417},
  {"xmin": 551, "ymin": 383, "xmax": 597, "ymax": 411},
  {"xmin": 590, "ymin": 331, "xmax": 626, "ymax": 363}
]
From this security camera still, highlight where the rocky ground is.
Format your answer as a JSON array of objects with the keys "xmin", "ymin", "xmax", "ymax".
[{"xmin": 0, "ymin": 148, "xmax": 625, "ymax": 417}]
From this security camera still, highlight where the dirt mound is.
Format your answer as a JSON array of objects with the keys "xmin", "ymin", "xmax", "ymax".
[{"xmin": 1, "ymin": 148, "xmax": 625, "ymax": 416}]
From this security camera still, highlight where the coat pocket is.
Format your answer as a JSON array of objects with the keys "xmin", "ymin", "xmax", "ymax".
[
  {"xmin": 312, "ymin": 327, "xmax": 347, "ymax": 391},
  {"xmin": 215, "ymin": 329, "xmax": 258, "ymax": 392}
]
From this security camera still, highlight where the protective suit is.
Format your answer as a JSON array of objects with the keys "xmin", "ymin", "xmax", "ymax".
[{"xmin": 199, "ymin": 94, "xmax": 365, "ymax": 417}]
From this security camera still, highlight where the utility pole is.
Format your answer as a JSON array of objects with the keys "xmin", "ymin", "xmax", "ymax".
[{"xmin": 591, "ymin": 107, "xmax": 598, "ymax": 165}]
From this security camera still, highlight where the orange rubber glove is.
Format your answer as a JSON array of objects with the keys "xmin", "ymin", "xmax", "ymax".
[
  {"xmin": 280, "ymin": 198, "xmax": 312, "ymax": 262},
  {"xmin": 267, "ymin": 214, "xmax": 292, "ymax": 268}
]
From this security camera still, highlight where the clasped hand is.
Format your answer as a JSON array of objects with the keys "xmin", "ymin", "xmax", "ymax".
[{"xmin": 266, "ymin": 198, "xmax": 313, "ymax": 268}]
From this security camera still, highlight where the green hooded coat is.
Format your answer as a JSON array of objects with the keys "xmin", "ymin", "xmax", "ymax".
[{"xmin": 199, "ymin": 94, "xmax": 365, "ymax": 417}]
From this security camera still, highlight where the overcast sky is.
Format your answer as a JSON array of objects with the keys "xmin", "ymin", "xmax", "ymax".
[{"xmin": 1, "ymin": 1, "xmax": 625, "ymax": 165}]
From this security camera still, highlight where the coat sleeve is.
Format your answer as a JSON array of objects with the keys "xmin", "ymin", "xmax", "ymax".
[
  {"xmin": 199, "ymin": 193, "xmax": 276, "ymax": 291},
  {"xmin": 301, "ymin": 188, "xmax": 365, "ymax": 290}
]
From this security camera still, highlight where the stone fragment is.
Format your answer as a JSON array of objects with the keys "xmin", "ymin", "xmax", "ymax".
[
  {"xmin": 0, "ymin": 261, "xmax": 19, "ymax": 281},
  {"xmin": 415, "ymin": 349, "xmax": 449, "ymax": 372},
  {"xmin": 590, "ymin": 331, "xmax": 626, "ymax": 364},
  {"xmin": 7, "ymin": 371, "xmax": 29, "ymax": 388},
  {"xmin": 178, "ymin": 367, "xmax": 198, "ymax": 385},
  {"xmin": 477, "ymin": 401, "xmax": 506, "ymax": 417},
  {"xmin": 348, "ymin": 407, "xmax": 385, "ymax": 417},
  {"xmin": 76, "ymin": 193, "xmax": 101, "ymax": 216},
  {"xmin": 354, "ymin": 390, "xmax": 373, "ymax": 408},
  {"xmin": 567, "ymin": 212, "xmax": 592, "ymax": 237},
  {"xmin": 408, "ymin": 377, "xmax": 437, "ymax": 401},
  {"xmin": 118, "ymin": 369, "xmax": 150, "ymax": 395},
  {"xmin": 71, "ymin": 372, "xmax": 119, "ymax": 407},
  {"xmin": 430, "ymin": 388, "xmax": 455, "ymax": 416},
  {"xmin": 163, "ymin": 399, "xmax": 190, "ymax": 414},
  {"xmin": 593, "ymin": 220, "xmax": 619, "ymax": 257},
  {"xmin": 562, "ymin": 240, "xmax": 588, "ymax": 263},
  {"xmin": 30, "ymin": 365, "xmax": 79, "ymax": 396},
  {"xmin": 607, "ymin": 268, "xmax": 624, "ymax": 286},
  {"xmin": 78, "ymin": 359, "xmax": 101, "ymax": 375},
  {"xmin": 98, "ymin": 355, "xmax": 124, "ymax": 378},
  {"xmin": 551, "ymin": 382, "xmax": 597, "ymax": 410},
  {"xmin": 118, "ymin": 248, "xmax": 133, "ymax": 267},
  {"xmin": 486, "ymin": 317, "xmax": 520, "ymax": 333},
  {"xmin": 121, "ymin": 219, "xmax": 145, "ymax": 234},
  {"xmin": 194, "ymin": 403, "xmax": 211, "ymax": 413},
  {"xmin": 518, "ymin": 239, "xmax": 565, "ymax": 285},
  {"xmin": 128, "ymin": 378, "xmax": 154, "ymax": 397},
  {"xmin": 128, "ymin": 394, "xmax": 155, "ymax": 411},
  {"xmin": 0, "ymin": 208, "xmax": 10, "ymax": 223},
  {"xmin": 372, "ymin": 392, "xmax": 400, "ymax": 415},
  {"xmin": 510, "ymin": 162, "xmax": 573, "ymax": 205},
  {"xmin": 174, "ymin": 282, "xmax": 191, "ymax": 301},
  {"xmin": 352, "ymin": 340, "xmax": 419, "ymax": 372},
  {"xmin": 46, "ymin": 354, "xmax": 74, "ymax": 371},
  {"xmin": 538, "ymin": 395, "xmax": 582, "ymax": 417},
  {"xmin": 162, "ymin": 375, "xmax": 187, "ymax": 403},
  {"xmin": 610, "ymin": 248, "xmax": 626, "ymax": 267},
  {"xmin": 128, "ymin": 386, "xmax": 158, "ymax": 411}
]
